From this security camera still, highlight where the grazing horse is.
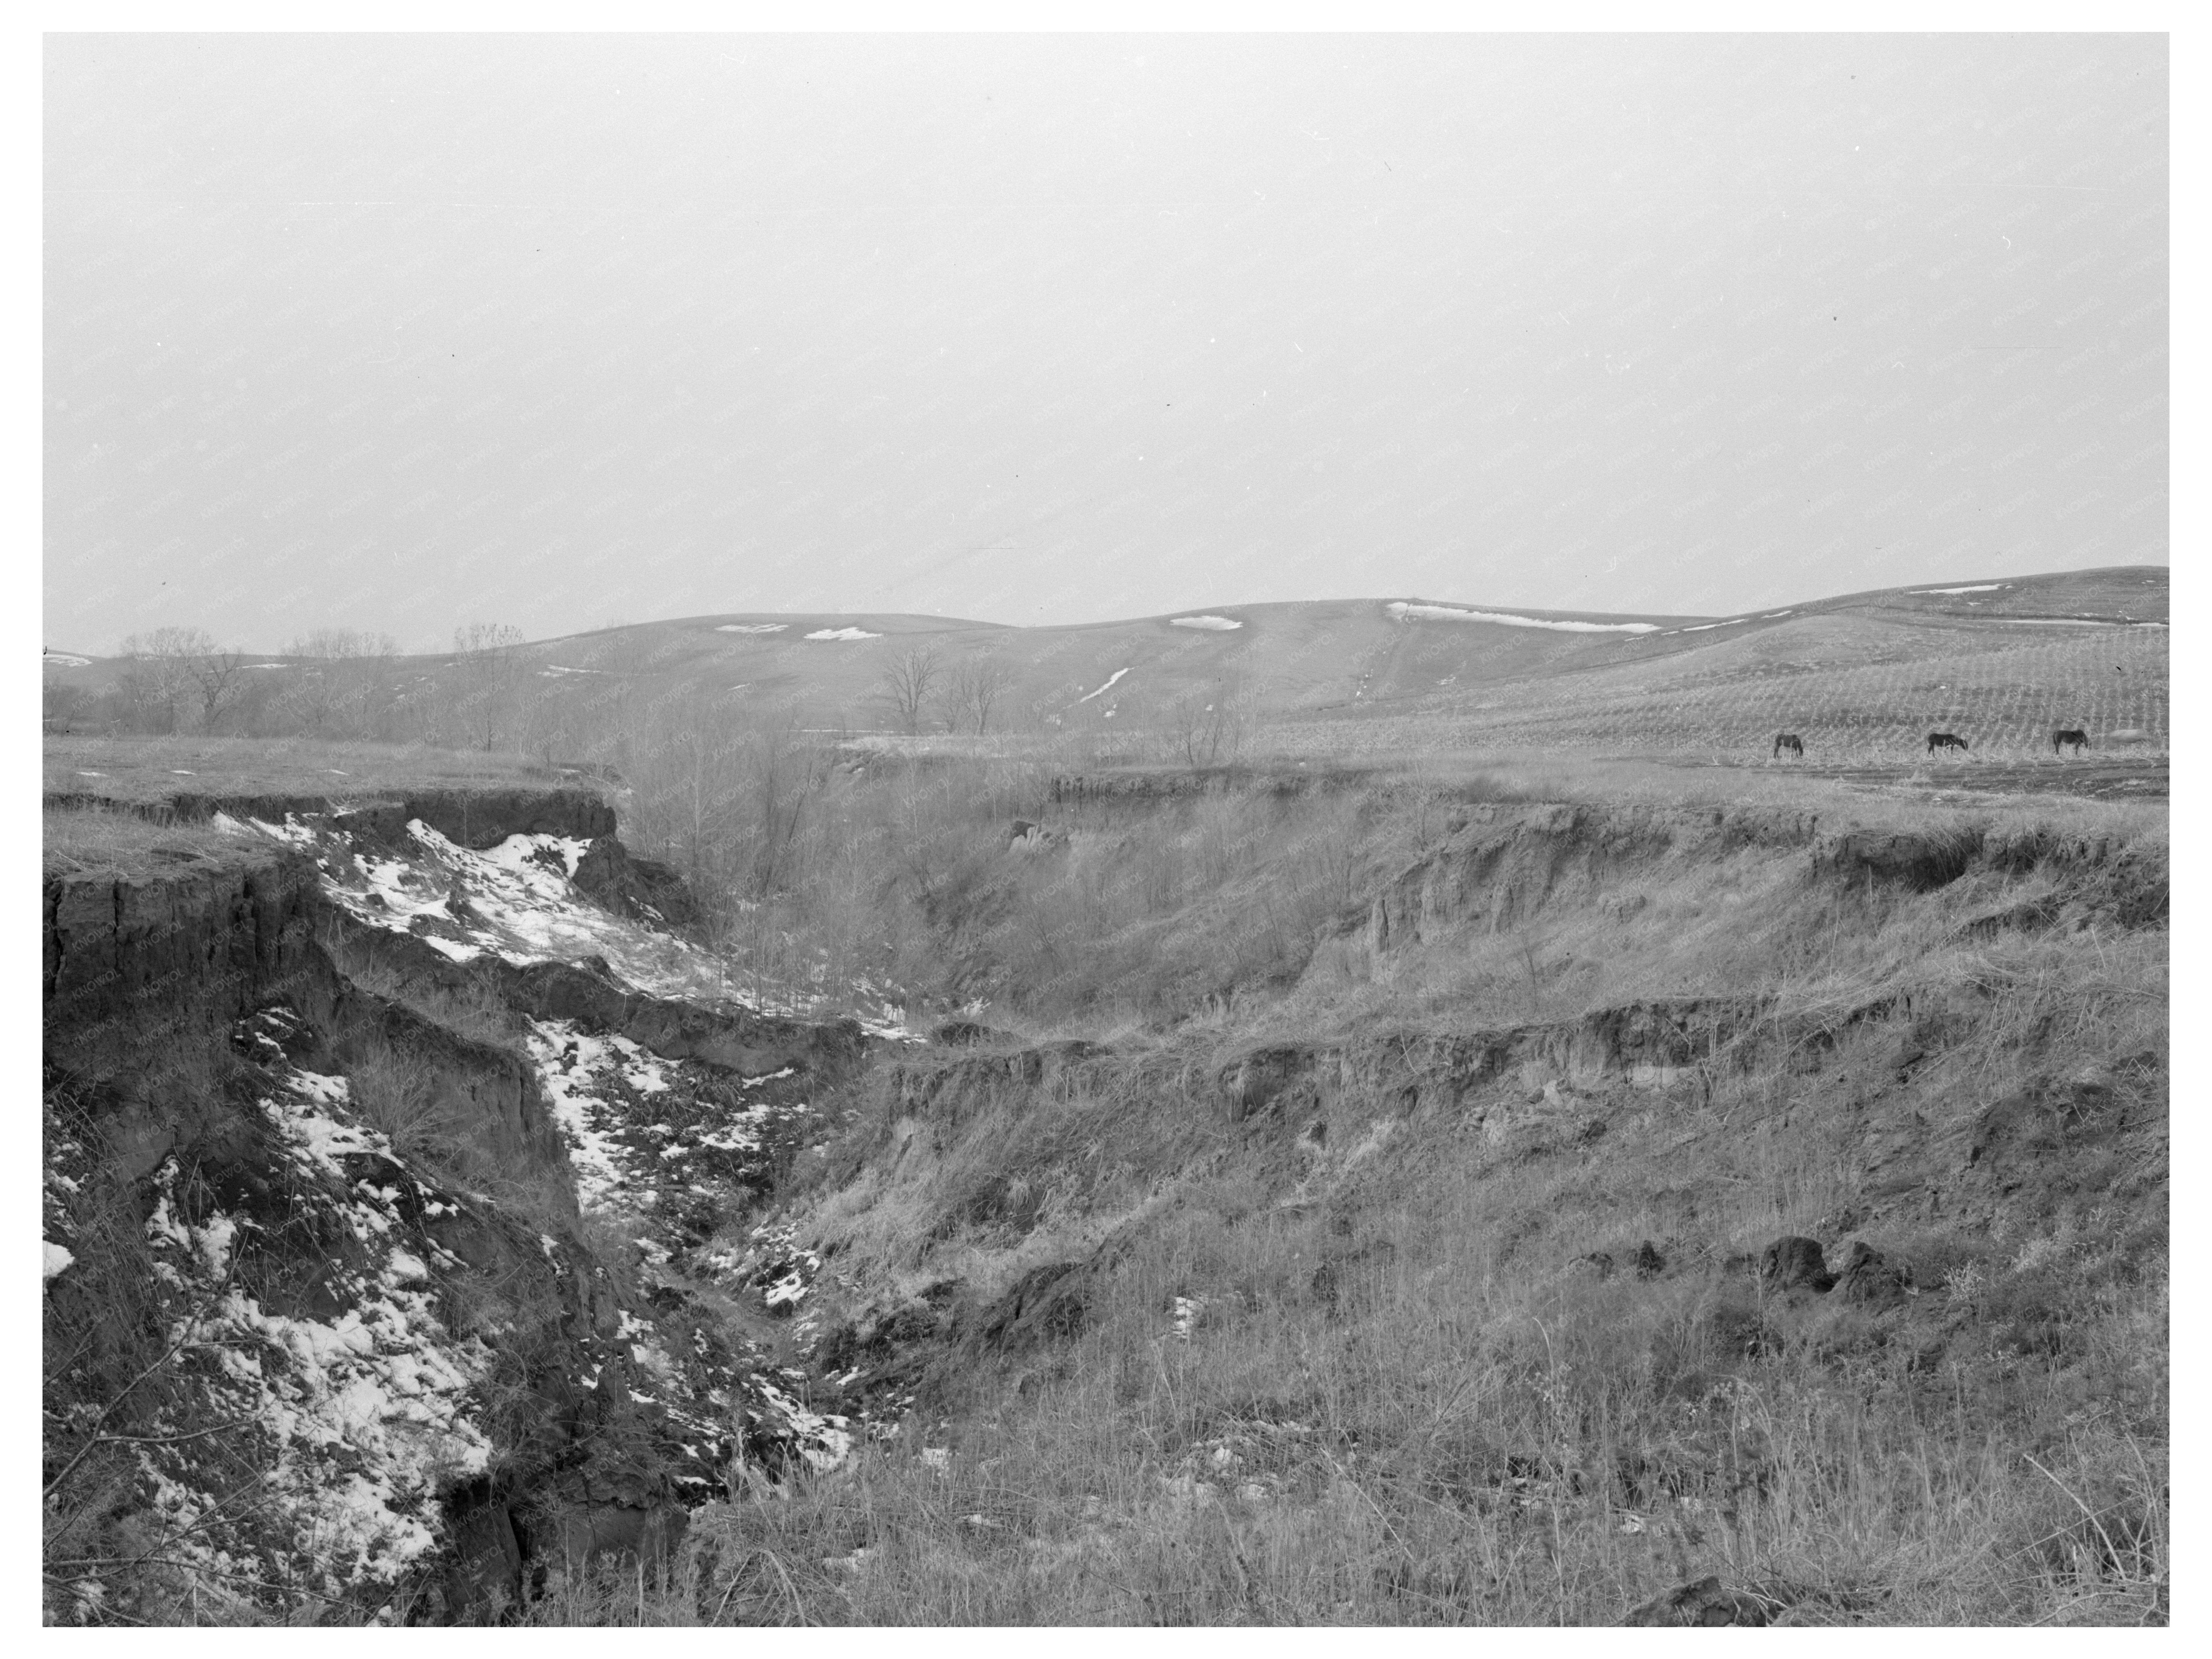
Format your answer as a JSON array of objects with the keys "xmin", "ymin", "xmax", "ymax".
[
  {"xmin": 1927, "ymin": 731, "xmax": 1970, "ymax": 755},
  {"xmin": 2052, "ymin": 728, "xmax": 2089, "ymax": 756},
  {"xmin": 1772, "ymin": 733, "xmax": 1804, "ymax": 760}
]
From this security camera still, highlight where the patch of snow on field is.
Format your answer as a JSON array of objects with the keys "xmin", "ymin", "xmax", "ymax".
[
  {"xmin": 1996, "ymin": 618, "xmax": 2133, "ymax": 627},
  {"xmin": 1171, "ymin": 615, "xmax": 1242, "ymax": 631},
  {"xmin": 1676, "ymin": 619, "xmax": 1748, "ymax": 633},
  {"xmin": 1387, "ymin": 601, "xmax": 1659, "ymax": 634},
  {"xmin": 804, "ymin": 626, "xmax": 883, "ymax": 641},
  {"xmin": 1078, "ymin": 667, "xmax": 1130, "ymax": 702},
  {"xmin": 44, "ymin": 1241, "xmax": 74, "ymax": 1281},
  {"xmin": 44, "ymin": 651, "xmax": 92, "ymax": 667},
  {"xmin": 717, "ymin": 623, "xmax": 788, "ymax": 634},
  {"xmin": 1914, "ymin": 584, "xmax": 2006, "ymax": 595}
]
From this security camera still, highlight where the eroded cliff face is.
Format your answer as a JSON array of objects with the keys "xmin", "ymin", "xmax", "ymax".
[
  {"xmin": 737, "ymin": 794, "xmax": 2167, "ymax": 1496},
  {"xmin": 1366, "ymin": 802, "xmax": 2169, "ymax": 952},
  {"xmin": 43, "ymin": 844, "xmax": 322, "ymax": 1018},
  {"xmin": 1365, "ymin": 804, "xmax": 1817, "ymax": 950},
  {"xmin": 42, "ymin": 791, "xmax": 877, "ymax": 1625}
]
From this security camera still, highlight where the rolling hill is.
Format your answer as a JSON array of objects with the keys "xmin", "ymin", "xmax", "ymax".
[{"xmin": 45, "ymin": 566, "xmax": 2167, "ymax": 760}]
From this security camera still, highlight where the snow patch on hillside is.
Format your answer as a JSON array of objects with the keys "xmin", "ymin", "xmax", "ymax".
[
  {"xmin": 717, "ymin": 623, "xmax": 789, "ymax": 634},
  {"xmin": 1387, "ymin": 602, "xmax": 1659, "ymax": 635},
  {"xmin": 754, "ymin": 1379, "xmax": 853, "ymax": 1471},
  {"xmin": 248, "ymin": 815, "xmax": 729, "ymax": 1001},
  {"xmin": 1078, "ymin": 668, "xmax": 1130, "ymax": 703},
  {"xmin": 804, "ymin": 626, "xmax": 883, "ymax": 641},
  {"xmin": 124, "ymin": 1048, "xmax": 494, "ymax": 1604},
  {"xmin": 44, "ymin": 651, "xmax": 92, "ymax": 667},
  {"xmin": 524, "ymin": 1017, "xmax": 813, "ymax": 1233},
  {"xmin": 240, "ymin": 810, "xmax": 917, "ymax": 1041},
  {"xmin": 1914, "ymin": 584, "xmax": 2007, "ymax": 595},
  {"xmin": 1171, "ymin": 616, "xmax": 1242, "ymax": 631}
]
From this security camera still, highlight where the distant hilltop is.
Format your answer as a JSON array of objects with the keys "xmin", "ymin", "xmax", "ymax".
[{"xmin": 43, "ymin": 566, "xmax": 2166, "ymax": 758}]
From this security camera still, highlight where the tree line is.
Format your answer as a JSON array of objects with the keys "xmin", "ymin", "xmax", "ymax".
[{"xmin": 43, "ymin": 623, "xmax": 537, "ymax": 751}]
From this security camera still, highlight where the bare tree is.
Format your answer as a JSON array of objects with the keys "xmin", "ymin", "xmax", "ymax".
[
  {"xmin": 185, "ymin": 647, "xmax": 252, "ymax": 731},
  {"xmin": 743, "ymin": 713, "xmax": 836, "ymax": 899},
  {"xmin": 621, "ymin": 693, "xmax": 838, "ymax": 1002},
  {"xmin": 43, "ymin": 678, "xmax": 86, "ymax": 734},
  {"xmin": 452, "ymin": 622, "xmax": 527, "ymax": 750},
  {"xmin": 873, "ymin": 645, "xmax": 941, "ymax": 736},
  {"xmin": 1167, "ymin": 687, "xmax": 1247, "ymax": 766},
  {"xmin": 284, "ymin": 629, "xmax": 400, "ymax": 738},
  {"xmin": 118, "ymin": 628, "xmax": 240, "ymax": 733},
  {"xmin": 939, "ymin": 655, "xmax": 1016, "ymax": 736}
]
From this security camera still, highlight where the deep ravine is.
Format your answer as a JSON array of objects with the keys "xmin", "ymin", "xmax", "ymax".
[{"xmin": 43, "ymin": 785, "xmax": 902, "ymax": 1624}]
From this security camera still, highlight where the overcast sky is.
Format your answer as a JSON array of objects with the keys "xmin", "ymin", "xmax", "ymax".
[{"xmin": 45, "ymin": 33, "xmax": 2166, "ymax": 655}]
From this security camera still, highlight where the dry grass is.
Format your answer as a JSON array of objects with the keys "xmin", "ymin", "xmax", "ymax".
[
  {"xmin": 42, "ymin": 807, "xmax": 273, "ymax": 881},
  {"xmin": 529, "ymin": 910, "xmax": 2166, "ymax": 1625},
  {"xmin": 665, "ymin": 739, "xmax": 2161, "ymax": 1037},
  {"xmin": 647, "ymin": 782, "xmax": 2167, "ymax": 1628},
  {"xmin": 1262, "ymin": 618, "xmax": 2168, "ymax": 763},
  {"xmin": 44, "ymin": 734, "xmax": 573, "ymax": 808},
  {"xmin": 344, "ymin": 1038, "xmax": 482, "ymax": 1175},
  {"xmin": 318, "ymin": 923, "xmax": 525, "ymax": 1050}
]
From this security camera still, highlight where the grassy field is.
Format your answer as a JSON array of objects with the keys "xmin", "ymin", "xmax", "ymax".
[
  {"xmin": 1269, "ymin": 618, "xmax": 2169, "ymax": 764},
  {"xmin": 42, "ymin": 805, "xmax": 277, "ymax": 881},
  {"xmin": 43, "ymin": 736, "xmax": 577, "ymax": 807}
]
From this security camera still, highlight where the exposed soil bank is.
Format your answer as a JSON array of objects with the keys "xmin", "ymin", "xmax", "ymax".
[{"xmin": 42, "ymin": 791, "xmax": 864, "ymax": 1624}]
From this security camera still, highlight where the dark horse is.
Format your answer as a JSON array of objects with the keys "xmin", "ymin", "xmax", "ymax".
[
  {"xmin": 2052, "ymin": 728, "xmax": 2089, "ymax": 756},
  {"xmin": 1772, "ymin": 733, "xmax": 1804, "ymax": 760},
  {"xmin": 1927, "ymin": 731, "xmax": 1970, "ymax": 755}
]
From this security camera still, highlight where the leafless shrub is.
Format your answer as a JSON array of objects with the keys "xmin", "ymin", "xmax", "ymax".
[
  {"xmin": 873, "ymin": 646, "xmax": 942, "ymax": 736},
  {"xmin": 937, "ymin": 656, "xmax": 1016, "ymax": 736}
]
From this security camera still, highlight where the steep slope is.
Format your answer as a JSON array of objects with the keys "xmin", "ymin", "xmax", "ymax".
[
  {"xmin": 671, "ymin": 791, "xmax": 2166, "ymax": 1625},
  {"xmin": 42, "ymin": 784, "xmax": 887, "ymax": 1624}
]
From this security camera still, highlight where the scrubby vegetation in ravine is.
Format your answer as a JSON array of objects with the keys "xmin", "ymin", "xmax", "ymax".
[
  {"xmin": 541, "ymin": 756, "xmax": 2161, "ymax": 1626},
  {"xmin": 628, "ymin": 779, "xmax": 2162, "ymax": 1628},
  {"xmin": 44, "ymin": 739, "xmax": 2167, "ymax": 1625}
]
